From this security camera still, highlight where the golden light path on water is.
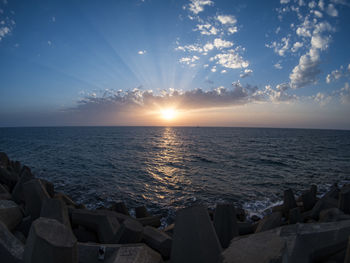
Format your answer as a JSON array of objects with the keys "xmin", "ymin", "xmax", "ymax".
[{"xmin": 142, "ymin": 127, "xmax": 192, "ymax": 204}]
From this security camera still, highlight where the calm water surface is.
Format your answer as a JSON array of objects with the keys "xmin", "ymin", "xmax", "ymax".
[{"xmin": 1, "ymin": 127, "xmax": 349, "ymax": 224}]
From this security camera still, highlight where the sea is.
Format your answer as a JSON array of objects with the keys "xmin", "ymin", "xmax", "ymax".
[{"xmin": 1, "ymin": 126, "xmax": 349, "ymax": 225}]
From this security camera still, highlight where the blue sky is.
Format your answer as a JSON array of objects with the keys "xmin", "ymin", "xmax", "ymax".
[{"xmin": 0, "ymin": 0, "xmax": 350, "ymax": 128}]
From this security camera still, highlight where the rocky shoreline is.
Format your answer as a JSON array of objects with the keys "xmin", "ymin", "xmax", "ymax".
[{"xmin": 1, "ymin": 152, "xmax": 350, "ymax": 262}]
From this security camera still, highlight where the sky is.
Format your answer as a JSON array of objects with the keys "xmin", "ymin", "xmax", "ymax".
[{"xmin": 0, "ymin": 0, "xmax": 350, "ymax": 129}]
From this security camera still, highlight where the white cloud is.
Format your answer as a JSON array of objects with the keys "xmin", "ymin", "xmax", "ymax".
[
  {"xmin": 319, "ymin": 0, "xmax": 325, "ymax": 10},
  {"xmin": 187, "ymin": 0, "xmax": 214, "ymax": 15},
  {"xmin": 138, "ymin": 50, "xmax": 147, "ymax": 55},
  {"xmin": 47, "ymin": 40, "xmax": 52, "ymax": 46},
  {"xmin": 179, "ymin": 55, "xmax": 200, "ymax": 65},
  {"xmin": 213, "ymin": 38, "xmax": 233, "ymax": 49},
  {"xmin": 309, "ymin": 1, "xmax": 317, "ymax": 8},
  {"xmin": 264, "ymin": 84, "xmax": 297, "ymax": 103},
  {"xmin": 227, "ymin": 26, "xmax": 238, "ymax": 35},
  {"xmin": 221, "ymin": 69, "xmax": 227, "ymax": 74},
  {"xmin": 266, "ymin": 36, "xmax": 290, "ymax": 56},
  {"xmin": 274, "ymin": 63, "xmax": 283, "ymax": 69},
  {"xmin": 211, "ymin": 66, "xmax": 217, "ymax": 72},
  {"xmin": 52, "ymin": 16, "xmax": 56, "ymax": 22},
  {"xmin": 210, "ymin": 49, "xmax": 249, "ymax": 69},
  {"xmin": 339, "ymin": 82, "xmax": 350, "ymax": 104},
  {"xmin": 0, "ymin": 26, "xmax": 10, "ymax": 41},
  {"xmin": 280, "ymin": 0, "xmax": 290, "ymax": 4},
  {"xmin": 291, "ymin": 41, "xmax": 303, "ymax": 52},
  {"xmin": 312, "ymin": 10, "xmax": 323, "ymax": 17},
  {"xmin": 216, "ymin": 15, "xmax": 237, "ymax": 25},
  {"xmin": 314, "ymin": 92, "xmax": 332, "ymax": 106},
  {"xmin": 240, "ymin": 69, "xmax": 253, "ymax": 78},
  {"xmin": 326, "ymin": 64, "xmax": 350, "ymax": 83},
  {"xmin": 326, "ymin": 4, "xmax": 338, "ymax": 16},
  {"xmin": 195, "ymin": 23, "xmax": 218, "ymax": 35}
]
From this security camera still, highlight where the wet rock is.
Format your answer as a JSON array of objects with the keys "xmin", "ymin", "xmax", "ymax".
[
  {"xmin": 235, "ymin": 207, "xmax": 246, "ymax": 222},
  {"xmin": 143, "ymin": 226, "xmax": 172, "ymax": 259},
  {"xmin": 72, "ymin": 209, "xmax": 120, "ymax": 243},
  {"xmin": 0, "ymin": 183, "xmax": 12, "ymax": 200},
  {"xmin": 10, "ymin": 161, "xmax": 21, "ymax": 175},
  {"xmin": 0, "ymin": 200, "xmax": 23, "ymax": 230},
  {"xmin": 324, "ymin": 184, "xmax": 340, "ymax": 200},
  {"xmin": 23, "ymin": 179, "xmax": 50, "ymax": 220},
  {"xmin": 0, "ymin": 221, "xmax": 24, "ymax": 263},
  {"xmin": 137, "ymin": 215, "xmax": 162, "ymax": 228},
  {"xmin": 23, "ymin": 217, "xmax": 77, "ymax": 263},
  {"xmin": 113, "ymin": 218, "xmax": 143, "ymax": 244},
  {"xmin": 109, "ymin": 201, "xmax": 130, "ymax": 216},
  {"xmin": 171, "ymin": 206, "xmax": 222, "ymax": 263},
  {"xmin": 0, "ymin": 167, "xmax": 18, "ymax": 191},
  {"xmin": 250, "ymin": 215, "xmax": 261, "ymax": 222},
  {"xmin": 255, "ymin": 212, "xmax": 282, "ymax": 233},
  {"xmin": 11, "ymin": 167, "xmax": 34, "ymax": 204},
  {"xmin": 288, "ymin": 207, "xmax": 302, "ymax": 224},
  {"xmin": 283, "ymin": 188, "xmax": 297, "ymax": 217},
  {"xmin": 78, "ymin": 243, "xmax": 163, "ymax": 263},
  {"xmin": 40, "ymin": 198, "xmax": 71, "ymax": 229},
  {"xmin": 213, "ymin": 203, "xmax": 239, "ymax": 249},
  {"xmin": 311, "ymin": 197, "xmax": 338, "ymax": 220},
  {"xmin": 135, "ymin": 205, "xmax": 150, "ymax": 218},
  {"xmin": 339, "ymin": 187, "xmax": 350, "ymax": 214}
]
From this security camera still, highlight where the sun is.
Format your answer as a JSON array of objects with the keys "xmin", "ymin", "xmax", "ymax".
[{"xmin": 161, "ymin": 108, "xmax": 177, "ymax": 121}]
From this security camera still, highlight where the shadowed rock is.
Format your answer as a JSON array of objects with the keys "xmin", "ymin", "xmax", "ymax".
[
  {"xmin": 15, "ymin": 216, "xmax": 32, "ymax": 238},
  {"xmin": 288, "ymin": 207, "xmax": 302, "ymax": 224},
  {"xmin": 39, "ymin": 179, "xmax": 55, "ymax": 198},
  {"xmin": 135, "ymin": 206, "xmax": 150, "ymax": 218},
  {"xmin": 213, "ymin": 203, "xmax": 239, "ymax": 249},
  {"xmin": 113, "ymin": 219, "xmax": 143, "ymax": 244},
  {"xmin": 23, "ymin": 179, "xmax": 50, "ymax": 220},
  {"xmin": 143, "ymin": 226, "xmax": 172, "ymax": 259},
  {"xmin": 71, "ymin": 209, "xmax": 120, "ymax": 243},
  {"xmin": 345, "ymin": 236, "xmax": 350, "ymax": 263},
  {"xmin": 54, "ymin": 192, "xmax": 78, "ymax": 208},
  {"xmin": 283, "ymin": 188, "xmax": 297, "ymax": 217},
  {"xmin": 237, "ymin": 222, "xmax": 256, "ymax": 236},
  {"xmin": 0, "ymin": 221, "xmax": 24, "ymax": 263},
  {"xmin": 301, "ymin": 190, "xmax": 317, "ymax": 211},
  {"xmin": 78, "ymin": 243, "xmax": 163, "ymax": 263},
  {"xmin": 319, "ymin": 207, "xmax": 350, "ymax": 222},
  {"xmin": 311, "ymin": 196, "xmax": 338, "ymax": 220},
  {"xmin": 0, "ymin": 200, "xmax": 23, "ymax": 230},
  {"xmin": 12, "ymin": 166, "xmax": 34, "ymax": 204},
  {"xmin": 137, "ymin": 215, "xmax": 162, "ymax": 228},
  {"xmin": 255, "ymin": 212, "xmax": 282, "ymax": 233},
  {"xmin": 40, "ymin": 198, "xmax": 71, "ymax": 229},
  {"xmin": 171, "ymin": 206, "xmax": 222, "ymax": 263},
  {"xmin": 0, "ymin": 167, "xmax": 18, "ymax": 191},
  {"xmin": 339, "ymin": 186, "xmax": 350, "ymax": 214},
  {"xmin": 0, "ymin": 152, "xmax": 10, "ymax": 169},
  {"xmin": 0, "ymin": 183, "xmax": 12, "ymax": 200},
  {"xmin": 109, "ymin": 201, "xmax": 130, "ymax": 216},
  {"xmin": 72, "ymin": 226, "xmax": 98, "ymax": 243},
  {"xmin": 23, "ymin": 217, "xmax": 77, "ymax": 263}
]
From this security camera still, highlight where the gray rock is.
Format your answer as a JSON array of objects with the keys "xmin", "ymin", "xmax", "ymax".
[
  {"xmin": 339, "ymin": 187, "xmax": 350, "ymax": 214},
  {"xmin": 135, "ymin": 206, "xmax": 150, "ymax": 218},
  {"xmin": 255, "ymin": 212, "xmax": 282, "ymax": 233},
  {"xmin": 23, "ymin": 179, "xmax": 50, "ymax": 220},
  {"xmin": 213, "ymin": 203, "xmax": 239, "ymax": 249},
  {"xmin": 0, "ymin": 221, "xmax": 24, "ymax": 263},
  {"xmin": 0, "ymin": 200, "xmax": 23, "ymax": 230},
  {"xmin": 113, "ymin": 218, "xmax": 143, "ymax": 244},
  {"xmin": 40, "ymin": 198, "xmax": 71, "ymax": 229},
  {"xmin": 0, "ymin": 183, "xmax": 12, "ymax": 200},
  {"xmin": 288, "ymin": 207, "xmax": 302, "ymax": 224},
  {"xmin": 143, "ymin": 226, "xmax": 172, "ymax": 259},
  {"xmin": 11, "ymin": 167, "xmax": 34, "ymax": 204},
  {"xmin": 283, "ymin": 188, "xmax": 297, "ymax": 217},
  {"xmin": 77, "ymin": 243, "xmax": 163, "ymax": 263},
  {"xmin": 311, "ymin": 197, "xmax": 338, "ymax": 220},
  {"xmin": 237, "ymin": 222, "xmax": 256, "ymax": 236},
  {"xmin": 72, "ymin": 209, "xmax": 120, "ymax": 243},
  {"xmin": 23, "ymin": 217, "xmax": 77, "ymax": 263},
  {"xmin": 171, "ymin": 206, "xmax": 222, "ymax": 263}
]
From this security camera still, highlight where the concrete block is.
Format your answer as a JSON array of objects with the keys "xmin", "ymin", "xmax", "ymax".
[
  {"xmin": 72, "ymin": 209, "xmax": 120, "ymax": 243},
  {"xmin": 40, "ymin": 198, "xmax": 71, "ymax": 229},
  {"xmin": 12, "ymin": 167, "xmax": 34, "ymax": 204},
  {"xmin": 113, "ymin": 218, "xmax": 143, "ymax": 244},
  {"xmin": 283, "ymin": 188, "xmax": 297, "ymax": 216},
  {"xmin": 255, "ymin": 212, "xmax": 282, "ymax": 233},
  {"xmin": 23, "ymin": 217, "xmax": 77, "ymax": 263},
  {"xmin": 171, "ymin": 206, "xmax": 222, "ymax": 263},
  {"xmin": 339, "ymin": 187, "xmax": 350, "ymax": 214},
  {"xmin": 77, "ymin": 243, "xmax": 163, "ymax": 263},
  {"xmin": 288, "ymin": 207, "xmax": 302, "ymax": 224},
  {"xmin": 0, "ymin": 200, "xmax": 23, "ymax": 230},
  {"xmin": 23, "ymin": 179, "xmax": 50, "ymax": 220},
  {"xmin": 0, "ymin": 183, "xmax": 12, "ymax": 200},
  {"xmin": 213, "ymin": 203, "xmax": 239, "ymax": 249},
  {"xmin": 135, "ymin": 206, "xmax": 150, "ymax": 218},
  {"xmin": 0, "ymin": 221, "xmax": 24, "ymax": 263},
  {"xmin": 301, "ymin": 190, "xmax": 316, "ymax": 211},
  {"xmin": 109, "ymin": 201, "xmax": 130, "ymax": 216},
  {"xmin": 73, "ymin": 226, "xmax": 98, "ymax": 243},
  {"xmin": 143, "ymin": 226, "xmax": 172, "ymax": 259}
]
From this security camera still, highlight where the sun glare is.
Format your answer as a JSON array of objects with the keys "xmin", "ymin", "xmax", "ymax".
[{"xmin": 161, "ymin": 108, "xmax": 177, "ymax": 121}]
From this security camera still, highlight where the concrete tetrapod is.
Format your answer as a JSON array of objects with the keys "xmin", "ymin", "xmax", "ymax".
[
  {"xmin": 143, "ymin": 226, "xmax": 172, "ymax": 259},
  {"xmin": 23, "ymin": 217, "xmax": 77, "ymax": 263},
  {"xmin": 213, "ymin": 203, "xmax": 239, "ymax": 249},
  {"xmin": 171, "ymin": 206, "xmax": 222, "ymax": 263},
  {"xmin": 23, "ymin": 179, "xmax": 50, "ymax": 220},
  {"xmin": 0, "ymin": 199, "xmax": 23, "ymax": 230},
  {"xmin": 0, "ymin": 221, "xmax": 24, "ymax": 263}
]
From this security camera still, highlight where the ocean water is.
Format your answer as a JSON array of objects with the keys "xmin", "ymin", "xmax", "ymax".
[{"xmin": 1, "ymin": 126, "xmax": 350, "ymax": 225}]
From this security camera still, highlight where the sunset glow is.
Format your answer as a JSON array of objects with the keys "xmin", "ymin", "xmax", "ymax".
[{"xmin": 161, "ymin": 109, "xmax": 177, "ymax": 121}]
